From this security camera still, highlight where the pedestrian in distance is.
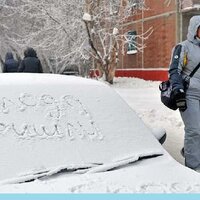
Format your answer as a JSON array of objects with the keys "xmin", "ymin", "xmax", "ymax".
[
  {"xmin": 18, "ymin": 47, "xmax": 43, "ymax": 73},
  {"xmin": 169, "ymin": 15, "xmax": 200, "ymax": 172},
  {"xmin": 3, "ymin": 52, "xmax": 19, "ymax": 73}
]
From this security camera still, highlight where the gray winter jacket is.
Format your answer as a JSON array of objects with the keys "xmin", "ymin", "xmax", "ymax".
[{"xmin": 169, "ymin": 15, "xmax": 200, "ymax": 98}]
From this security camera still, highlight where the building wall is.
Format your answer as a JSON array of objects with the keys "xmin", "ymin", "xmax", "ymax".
[
  {"xmin": 115, "ymin": 0, "xmax": 200, "ymax": 80},
  {"xmin": 119, "ymin": 0, "xmax": 178, "ymax": 72},
  {"xmin": 181, "ymin": 0, "xmax": 193, "ymax": 9}
]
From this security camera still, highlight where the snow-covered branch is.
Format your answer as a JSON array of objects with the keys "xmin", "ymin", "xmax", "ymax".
[
  {"xmin": 0, "ymin": 0, "xmax": 86, "ymax": 73},
  {"xmin": 0, "ymin": 0, "xmax": 150, "ymax": 81},
  {"xmin": 82, "ymin": 0, "xmax": 148, "ymax": 83}
]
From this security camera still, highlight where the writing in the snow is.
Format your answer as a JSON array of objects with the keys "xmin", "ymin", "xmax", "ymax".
[{"xmin": 0, "ymin": 93, "xmax": 103, "ymax": 141}]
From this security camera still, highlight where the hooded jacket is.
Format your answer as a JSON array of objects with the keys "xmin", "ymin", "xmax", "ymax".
[
  {"xmin": 18, "ymin": 48, "xmax": 43, "ymax": 73},
  {"xmin": 3, "ymin": 52, "xmax": 19, "ymax": 73},
  {"xmin": 169, "ymin": 15, "xmax": 200, "ymax": 97}
]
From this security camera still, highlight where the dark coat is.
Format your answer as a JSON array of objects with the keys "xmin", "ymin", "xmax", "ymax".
[
  {"xmin": 18, "ymin": 48, "xmax": 43, "ymax": 73},
  {"xmin": 3, "ymin": 52, "xmax": 19, "ymax": 73}
]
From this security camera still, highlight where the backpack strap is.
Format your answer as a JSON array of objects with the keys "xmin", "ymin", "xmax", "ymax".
[{"xmin": 189, "ymin": 62, "xmax": 200, "ymax": 78}]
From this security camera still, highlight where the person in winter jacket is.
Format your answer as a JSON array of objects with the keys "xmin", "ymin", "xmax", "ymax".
[
  {"xmin": 18, "ymin": 47, "xmax": 43, "ymax": 73},
  {"xmin": 169, "ymin": 15, "xmax": 200, "ymax": 171},
  {"xmin": 3, "ymin": 52, "xmax": 19, "ymax": 73}
]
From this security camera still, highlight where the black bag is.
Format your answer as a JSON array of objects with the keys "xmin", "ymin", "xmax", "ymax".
[
  {"xmin": 159, "ymin": 79, "xmax": 189, "ymax": 110},
  {"xmin": 159, "ymin": 80, "xmax": 177, "ymax": 110},
  {"xmin": 159, "ymin": 62, "xmax": 200, "ymax": 110}
]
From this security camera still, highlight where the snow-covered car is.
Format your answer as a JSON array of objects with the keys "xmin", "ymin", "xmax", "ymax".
[{"xmin": 0, "ymin": 73, "xmax": 200, "ymax": 193}]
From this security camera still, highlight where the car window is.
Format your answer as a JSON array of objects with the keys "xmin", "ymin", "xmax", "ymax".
[{"xmin": 0, "ymin": 74, "xmax": 163, "ymax": 181}]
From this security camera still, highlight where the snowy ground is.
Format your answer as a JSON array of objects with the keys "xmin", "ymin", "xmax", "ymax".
[{"xmin": 111, "ymin": 77, "xmax": 185, "ymax": 166}]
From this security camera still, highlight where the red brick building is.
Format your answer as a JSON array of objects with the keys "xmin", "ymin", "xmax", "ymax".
[{"xmin": 116, "ymin": 0, "xmax": 200, "ymax": 81}]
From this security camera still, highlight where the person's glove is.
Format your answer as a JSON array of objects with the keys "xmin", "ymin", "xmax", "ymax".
[{"xmin": 173, "ymin": 89, "xmax": 187, "ymax": 112}]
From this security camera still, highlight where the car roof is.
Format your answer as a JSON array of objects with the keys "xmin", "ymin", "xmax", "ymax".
[{"xmin": 0, "ymin": 73, "xmax": 163, "ymax": 181}]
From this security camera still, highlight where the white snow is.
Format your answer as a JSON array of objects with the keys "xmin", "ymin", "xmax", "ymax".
[
  {"xmin": 111, "ymin": 77, "xmax": 184, "ymax": 166},
  {"xmin": 0, "ymin": 74, "xmax": 198, "ymax": 193},
  {"xmin": 82, "ymin": 13, "xmax": 92, "ymax": 22},
  {"xmin": 0, "ymin": 74, "xmax": 163, "ymax": 181},
  {"xmin": 113, "ymin": 27, "xmax": 119, "ymax": 35}
]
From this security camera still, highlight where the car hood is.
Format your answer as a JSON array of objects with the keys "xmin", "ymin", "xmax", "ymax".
[{"xmin": 1, "ymin": 151, "xmax": 200, "ymax": 193}]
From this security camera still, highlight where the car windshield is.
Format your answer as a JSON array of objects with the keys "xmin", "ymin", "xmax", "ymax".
[{"xmin": 0, "ymin": 74, "xmax": 163, "ymax": 182}]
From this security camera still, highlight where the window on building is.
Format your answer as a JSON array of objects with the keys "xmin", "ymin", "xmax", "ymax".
[{"xmin": 127, "ymin": 30, "xmax": 137, "ymax": 55}]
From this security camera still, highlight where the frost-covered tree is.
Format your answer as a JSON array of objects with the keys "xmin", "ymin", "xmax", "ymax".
[
  {"xmin": 0, "ymin": 0, "xmax": 86, "ymax": 73},
  {"xmin": 82, "ymin": 0, "xmax": 152, "ymax": 83},
  {"xmin": 0, "ymin": 0, "xmax": 151, "ymax": 83}
]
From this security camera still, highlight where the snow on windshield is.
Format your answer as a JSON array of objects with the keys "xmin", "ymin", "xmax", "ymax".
[{"xmin": 0, "ymin": 74, "xmax": 163, "ymax": 181}]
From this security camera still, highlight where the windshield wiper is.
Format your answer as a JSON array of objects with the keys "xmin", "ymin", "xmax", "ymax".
[
  {"xmin": 2, "ymin": 163, "xmax": 101, "ymax": 184},
  {"xmin": 2, "ymin": 153, "xmax": 162, "ymax": 184},
  {"xmin": 86, "ymin": 153, "xmax": 163, "ymax": 173}
]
